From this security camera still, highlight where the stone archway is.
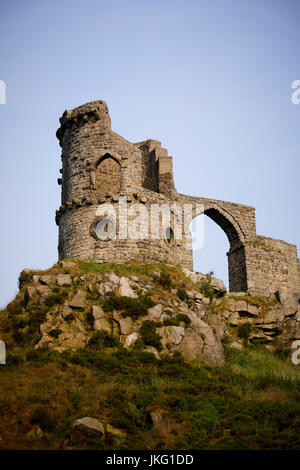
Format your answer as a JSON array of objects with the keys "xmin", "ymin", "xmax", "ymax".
[
  {"xmin": 95, "ymin": 154, "xmax": 121, "ymax": 197},
  {"xmin": 191, "ymin": 204, "xmax": 248, "ymax": 292}
]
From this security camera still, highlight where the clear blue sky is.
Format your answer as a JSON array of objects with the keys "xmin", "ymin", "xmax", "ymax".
[{"xmin": 0, "ymin": 0, "xmax": 299, "ymax": 307}]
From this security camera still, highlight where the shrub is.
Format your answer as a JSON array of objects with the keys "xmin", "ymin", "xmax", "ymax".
[
  {"xmin": 199, "ymin": 274, "xmax": 215, "ymax": 302},
  {"xmin": 45, "ymin": 292, "xmax": 67, "ymax": 307},
  {"xmin": 65, "ymin": 313, "xmax": 75, "ymax": 323},
  {"xmin": 86, "ymin": 310, "xmax": 94, "ymax": 328},
  {"xmin": 177, "ymin": 288, "xmax": 188, "ymax": 301},
  {"xmin": 157, "ymin": 270, "xmax": 172, "ymax": 291},
  {"xmin": 87, "ymin": 330, "xmax": 119, "ymax": 349},
  {"xmin": 5, "ymin": 349, "xmax": 26, "ymax": 367},
  {"xmin": 237, "ymin": 322, "xmax": 252, "ymax": 340},
  {"xmin": 175, "ymin": 313, "xmax": 191, "ymax": 327},
  {"xmin": 7, "ymin": 300, "xmax": 24, "ymax": 316},
  {"xmin": 48, "ymin": 328, "xmax": 62, "ymax": 339},
  {"xmin": 12, "ymin": 330, "xmax": 27, "ymax": 345},
  {"xmin": 102, "ymin": 294, "xmax": 154, "ymax": 320},
  {"xmin": 30, "ymin": 406, "xmax": 56, "ymax": 432},
  {"xmin": 140, "ymin": 320, "xmax": 162, "ymax": 351}
]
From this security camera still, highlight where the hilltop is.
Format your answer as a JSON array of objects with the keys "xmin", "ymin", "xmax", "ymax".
[{"xmin": 0, "ymin": 260, "xmax": 299, "ymax": 450}]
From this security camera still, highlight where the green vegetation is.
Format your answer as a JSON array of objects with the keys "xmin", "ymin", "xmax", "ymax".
[
  {"xmin": 45, "ymin": 292, "xmax": 68, "ymax": 307},
  {"xmin": 48, "ymin": 329, "xmax": 62, "ymax": 339},
  {"xmin": 139, "ymin": 320, "xmax": 163, "ymax": 351},
  {"xmin": 0, "ymin": 344, "xmax": 299, "ymax": 450},
  {"xmin": 237, "ymin": 322, "xmax": 252, "ymax": 340},
  {"xmin": 102, "ymin": 294, "xmax": 154, "ymax": 320},
  {"xmin": 87, "ymin": 331, "xmax": 119, "ymax": 349},
  {"xmin": 177, "ymin": 287, "xmax": 188, "ymax": 302},
  {"xmin": 1, "ymin": 260, "xmax": 299, "ymax": 450}
]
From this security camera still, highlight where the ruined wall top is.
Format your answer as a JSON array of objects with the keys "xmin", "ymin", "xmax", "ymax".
[{"xmin": 56, "ymin": 100, "xmax": 111, "ymax": 146}]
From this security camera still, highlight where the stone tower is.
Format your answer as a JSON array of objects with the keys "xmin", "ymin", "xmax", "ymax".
[{"xmin": 56, "ymin": 100, "xmax": 300, "ymax": 298}]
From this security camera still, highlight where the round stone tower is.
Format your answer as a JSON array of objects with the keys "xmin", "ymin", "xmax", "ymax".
[{"xmin": 56, "ymin": 100, "xmax": 180, "ymax": 264}]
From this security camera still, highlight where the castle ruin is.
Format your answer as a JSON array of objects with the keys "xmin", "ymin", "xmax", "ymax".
[{"xmin": 56, "ymin": 100, "xmax": 300, "ymax": 298}]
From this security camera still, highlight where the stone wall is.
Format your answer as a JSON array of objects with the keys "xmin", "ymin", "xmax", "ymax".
[{"xmin": 56, "ymin": 100, "xmax": 300, "ymax": 299}]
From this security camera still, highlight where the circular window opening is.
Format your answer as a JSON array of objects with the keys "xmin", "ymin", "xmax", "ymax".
[
  {"xmin": 164, "ymin": 226, "xmax": 174, "ymax": 245},
  {"xmin": 95, "ymin": 217, "xmax": 115, "ymax": 241}
]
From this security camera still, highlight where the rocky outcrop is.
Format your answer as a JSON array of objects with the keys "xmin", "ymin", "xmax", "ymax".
[
  {"xmin": 10, "ymin": 262, "xmax": 300, "ymax": 367},
  {"xmin": 15, "ymin": 264, "xmax": 226, "ymax": 366}
]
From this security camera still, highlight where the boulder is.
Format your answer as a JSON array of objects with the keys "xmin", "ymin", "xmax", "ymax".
[
  {"xmin": 156, "ymin": 326, "xmax": 185, "ymax": 350},
  {"xmin": 147, "ymin": 304, "xmax": 163, "ymax": 321},
  {"xmin": 263, "ymin": 305, "xmax": 284, "ymax": 324},
  {"xmin": 282, "ymin": 296, "xmax": 298, "ymax": 317},
  {"xmin": 73, "ymin": 417, "xmax": 105, "ymax": 435},
  {"xmin": 36, "ymin": 285, "xmax": 51, "ymax": 304},
  {"xmin": 24, "ymin": 286, "xmax": 37, "ymax": 306},
  {"xmin": 205, "ymin": 315, "xmax": 227, "ymax": 343},
  {"xmin": 39, "ymin": 275, "xmax": 54, "ymax": 286},
  {"xmin": 149, "ymin": 410, "xmax": 163, "ymax": 430},
  {"xmin": 61, "ymin": 305, "xmax": 74, "ymax": 319},
  {"xmin": 105, "ymin": 273, "xmax": 120, "ymax": 285},
  {"xmin": 177, "ymin": 329, "xmax": 204, "ymax": 361},
  {"xmin": 118, "ymin": 277, "xmax": 138, "ymax": 298},
  {"xmin": 119, "ymin": 317, "xmax": 134, "ymax": 335},
  {"xmin": 98, "ymin": 282, "xmax": 115, "ymax": 297},
  {"xmin": 90, "ymin": 305, "xmax": 105, "ymax": 320},
  {"xmin": 69, "ymin": 290, "xmax": 86, "ymax": 309},
  {"xmin": 56, "ymin": 274, "xmax": 72, "ymax": 287},
  {"xmin": 94, "ymin": 318, "xmax": 111, "ymax": 333},
  {"xmin": 124, "ymin": 332, "xmax": 138, "ymax": 347}
]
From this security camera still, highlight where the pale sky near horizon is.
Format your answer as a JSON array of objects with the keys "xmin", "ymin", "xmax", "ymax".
[{"xmin": 0, "ymin": 0, "xmax": 299, "ymax": 308}]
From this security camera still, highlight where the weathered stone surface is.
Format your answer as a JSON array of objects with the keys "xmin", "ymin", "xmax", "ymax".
[
  {"xmin": 94, "ymin": 318, "xmax": 111, "ymax": 333},
  {"xmin": 39, "ymin": 275, "xmax": 54, "ymax": 286},
  {"xmin": 56, "ymin": 274, "xmax": 72, "ymax": 286},
  {"xmin": 186, "ymin": 290, "xmax": 202, "ymax": 300},
  {"xmin": 69, "ymin": 290, "xmax": 86, "ymax": 309},
  {"xmin": 205, "ymin": 315, "xmax": 227, "ymax": 343},
  {"xmin": 36, "ymin": 285, "xmax": 51, "ymax": 304},
  {"xmin": 91, "ymin": 305, "xmax": 105, "ymax": 320},
  {"xmin": 60, "ymin": 260, "xmax": 76, "ymax": 268},
  {"xmin": 282, "ymin": 295, "xmax": 298, "ymax": 317},
  {"xmin": 124, "ymin": 332, "xmax": 138, "ymax": 347},
  {"xmin": 156, "ymin": 326, "xmax": 185, "ymax": 350},
  {"xmin": 118, "ymin": 277, "xmax": 138, "ymax": 298},
  {"xmin": 149, "ymin": 410, "xmax": 163, "ymax": 430},
  {"xmin": 61, "ymin": 305, "xmax": 73, "ymax": 319},
  {"xmin": 147, "ymin": 304, "xmax": 163, "ymax": 321},
  {"xmin": 229, "ymin": 312, "xmax": 239, "ymax": 326},
  {"xmin": 73, "ymin": 417, "xmax": 104, "ymax": 434},
  {"xmin": 182, "ymin": 268, "xmax": 227, "ymax": 293},
  {"xmin": 177, "ymin": 329, "xmax": 204, "ymax": 362},
  {"xmin": 25, "ymin": 286, "xmax": 37, "ymax": 305},
  {"xmin": 98, "ymin": 283, "xmax": 115, "ymax": 297},
  {"xmin": 119, "ymin": 317, "xmax": 134, "ymax": 335},
  {"xmin": 263, "ymin": 306, "xmax": 284, "ymax": 324},
  {"xmin": 105, "ymin": 273, "xmax": 120, "ymax": 285}
]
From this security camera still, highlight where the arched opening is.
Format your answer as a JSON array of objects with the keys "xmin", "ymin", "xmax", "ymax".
[
  {"xmin": 191, "ymin": 214, "xmax": 229, "ymax": 289},
  {"xmin": 96, "ymin": 154, "xmax": 121, "ymax": 197},
  {"xmin": 190, "ymin": 207, "xmax": 247, "ymax": 292}
]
